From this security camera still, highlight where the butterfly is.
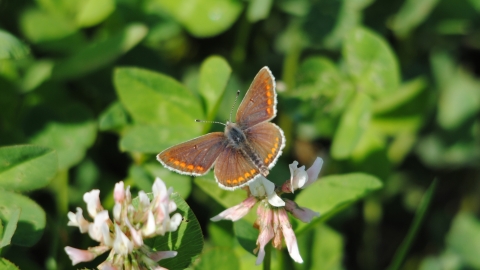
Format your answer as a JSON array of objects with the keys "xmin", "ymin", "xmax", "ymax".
[{"xmin": 157, "ymin": 66, "xmax": 285, "ymax": 190}]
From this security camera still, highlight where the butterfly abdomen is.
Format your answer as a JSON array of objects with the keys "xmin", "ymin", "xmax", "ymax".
[{"xmin": 226, "ymin": 123, "xmax": 269, "ymax": 177}]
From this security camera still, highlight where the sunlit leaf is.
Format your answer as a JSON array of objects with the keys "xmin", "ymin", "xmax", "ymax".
[
  {"xmin": 295, "ymin": 173, "xmax": 383, "ymax": 234},
  {"xmin": 247, "ymin": 0, "xmax": 274, "ymax": 23},
  {"xmin": 0, "ymin": 207, "xmax": 20, "ymax": 249},
  {"xmin": 390, "ymin": 0, "xmax": 440, "ymax": 38},
  {"xmin": 52, "ymin": 24, "xmax": 148, "ymax": 80},
  {"xmin": 446, "ymin": 213, "xmax": 480, "ymax": 268},
  {"xmin": 0, "ymin": 145, "xmax": 57, "ymax": 192},
  {"xmin": 0, "ymin": 190, "xmax": 46, "ymax": 247},
  {"xmin": 0, "ymin": 30, "xmax": 30, "ymax": 60},
  {"xmin": 343, "ymin": 27, "xmax": 400, "ymax": 98},
  {"xmin": 76, "ymin": 0, "xmax": 115, "ymax": 27},
  {"xmin": 331, "ymin": 92, "xmax": 372, "ymax": 159},
  {"xmin": 195, "ymin": 247, "xmax": 240, "ymax": 270},
  {"xmin": 153, "ymin": 0, "xmax": 243, "ymax": 38},
  {"xmin": 198, "ymin": 56, "xmax": 231, "ymax": 123},
  {"xmin": 0, "ymin": 258, "xmax": 20, "ymax": 270}
]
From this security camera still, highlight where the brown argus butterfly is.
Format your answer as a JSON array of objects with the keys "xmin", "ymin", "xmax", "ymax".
[{"xmin": 157, "ymin": 67, "xmax": 285, "ymax": 190}]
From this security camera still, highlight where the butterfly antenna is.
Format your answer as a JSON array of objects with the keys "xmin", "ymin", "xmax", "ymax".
[
  {"xmin": 229, "ymin": 90, "xmax": 241, "ymax": 122},
  {"xmin": 195, "ymin": 119, "xmax": 226, "ymax": 126}
]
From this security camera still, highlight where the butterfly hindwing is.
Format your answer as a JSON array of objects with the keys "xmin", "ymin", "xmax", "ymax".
[
  {"xmin": 157, "ymin": 132, "xmax": 227, "ymax": 176},
  {"xmin": 245, "ymin": 122, "xmax": 285, "ymax": 169},
  {"xmin": 214, "ymin": 146, "xmax": 261, "ymax": 189},
  {"xmin": 236, "ymin": 67, "xmax": 277, "ymax": 128}
]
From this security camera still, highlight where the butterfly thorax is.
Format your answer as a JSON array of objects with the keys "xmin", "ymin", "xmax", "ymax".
[{"xmin": 225, "ymin": 122, "xmax": 269, "ymax": 177}]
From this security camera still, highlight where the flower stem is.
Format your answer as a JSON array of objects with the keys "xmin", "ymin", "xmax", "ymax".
[{"xmin": 263, "ymin": 243, "xmax": 272, "ymax": 270}]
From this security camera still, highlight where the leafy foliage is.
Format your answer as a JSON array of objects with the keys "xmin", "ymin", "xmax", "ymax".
[{"xmin": 0, "ymin": 0, "xmax": 479, "ymax": 269}]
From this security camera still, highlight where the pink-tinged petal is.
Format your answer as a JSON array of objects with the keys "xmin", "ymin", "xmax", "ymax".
[
  {"xmin": 303, "ymin": 157, "xmax": 323, "ymax": 188},
  {"xmin": 83, "ymin": 190, "xmax": 103, "ymax": 218},
  {"xmin": 254, "ymin": 206, "xmax": 275, "ymax": 265},
  {"xmin": 113, "ymin": 181, "xmax": 125, "ymax": 204},
  {"xmin": 65, "ymin": 247, "xmax": 95, "ymax": 265},
  {"xmin": 149, "ymin": 250, "xmax": 178, "ymax": 262},
  {"xmin": 277, "ymin": 208, "xmax": 303, "ymax": 263},
  {"xmin": 113, "ymin": 224, "xmax": 133, "ymax": 256},
  {"xmin": 65, "ymin": 245, "xmax": 109, "ymax": 265},
  {"xmin": 272, "ymin": 209, "xmax": 283, "ymax": 249},
  {"xmin": 211, "ymin": 196, "xmax": 257, "ymax": 222},
  {"xmin": 67, "ymin": 207, "xmax": 90, "ymax": 233},
  {"xmin": 284, "ymin": 199, "xmax": 320, "ymax": 223}
]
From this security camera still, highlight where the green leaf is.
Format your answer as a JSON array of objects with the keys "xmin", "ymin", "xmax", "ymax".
[
  {"xmin": 147, "ymin": 193, "xmax": 204, "ymax": 270},
  {"xmin": 198, "ymin": 56, "xmax": 231, "ymax": 124},
  {"xmin": 331, "ymin": 92, "xmax": 372, "ymax": 159},
  {"xmin": 294, "ymin": 173, "xmax": 383, "ymax": 234},
  {"xmin": 154, "ymin": 0, "xmax": 243, "ymax": 37},
  {"xmin": 233, "ymin": 219, "xmax": 258, "ymax": 256},
  {"xmin": 114, "ymin": 67, "xmax": 203, "ymax": 130},
  {"xmin": 0, "ymin": 190, "xmax": 46, "ymax": 247},
  {"xmin": 51, "ymin": 23, "xmax": 148, "ymax": 80},
  {"xmin": 20, "ymin": 60, "xmax": 54, "ymax": 92},
  {"xmin": 390, "ymin": 0, "xmax": 440, "ymax": 38},
  {"xmin": 98, "ymin": 102, "xmax": 130, "ymax": 131},
  {"xmin": 343, "ymin": 27, "xmax": 400, "ymax": 98},
  {"xmin": 0, "ymin": 258, "xmax": 20, "ymax": 270},
  {"xmin": 247, "ymin": 0, "xmax": 273, "ymax": 22},
  {"xmin": 0, "ymin": 30, "xmax": 30, "ymax": 60},
  {"xmin": 24, "ymin": 104, "xmax": 96, "ymax": 170},
  {"xmin": 437, "ymin": 68, "xmax": 480, "ymax": 130},
  {"xmin": 120, "ymin": 125, "xmax": 198, "ymax": 154},
  {"xmin": 195, "ymin": 248, "xmax": 240, "ymax": 270},
  {"xmin": 20, "ymin": 8, "xmax": 78, "ymax": 43},
  {"xmin": 194, "ymin": 177, "xmax": 246, "ymax": 210},
  {"xmin": 0, "ymin": 145, "xmax": 57, "ymax": 192},
  {"xmin": 297, "ymin": 224, "xmax": 343, "ymax": 270},
  {"xmin": 446, "ymin": 212, "xmax": 480, "ymax": 268},
  {"xmin": 75, "ymin": 0, "xmax": 115, "ymax": 27},
  {"xmin": 0, "ymin": 207, "xmax": 20, "ymax": 248},
  {"xmin": 323, "ymin": 0, "xmax": 375, "ymax": 49}
]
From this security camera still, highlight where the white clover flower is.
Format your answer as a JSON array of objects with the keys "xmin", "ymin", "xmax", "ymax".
[
  {"xmin": 211, "ymin": 157, "xmax": 324, "ymax": 265},
  {"xmin": 65, "ymin": 177, "xmax": 181, "ymax": 270}
]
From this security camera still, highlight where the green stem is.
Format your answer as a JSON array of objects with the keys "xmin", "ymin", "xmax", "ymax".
[
  {"xmin": 387, "ymin": 179, "xmax": 438, "ymax": 270},
  {"xmin": 263, "ymin": 242, "xmax": 272, "ymax": 270}
]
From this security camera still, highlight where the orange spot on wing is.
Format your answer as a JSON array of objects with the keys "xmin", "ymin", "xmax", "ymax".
[
  {"xmin": 226, "ymin": 179, "xmax": 231, "ymax": 184},
  {"xmin": 238, "ymin": 177, "xmax": 245, "ymax": 182},
  {"xmin": 174, "ymin": 160, "xmax": 180, "ymax": 165},
  {"xmin": 232, "ymin": 179, "xmax": 238, "ymax": 185},
  {"xmin": 180, "ymin": 162, "xmax": 186, "ymax": 168},
  {"xmin": 276, "ymin": 137, "xmax": 279, "ymax": 142},
  {"xmin": 268, "ymin": 154, "xmax": 273, "ymax": 159},
  {"xmin": 266, "ymin": 108, "xmax": 271, "ymax": 114},
  {"xmin": 274, "ymin": 143, "xmax": 278, "ymax": 148},
  {"xmin": 266, "ymin": 91, "xmax": 271, "ymax": 97},
  {"xmin": 169, "ymin": 158, "xmax": 174, "ymax": 162},
  {"xmin": 187, "ymin": 164, "xmax": 194, "ymax": 170},
  {"xmin": 264, "ymin": 158, "xmax": 269, "ymax": 163},
  {"xmin": 267, "ymin": 99, "xmax": 272, "ymax": 105},
  {"xmin": 196, "ymin": 166, "xmax": 204, "ymax": 171},
  {"xmin": 250, "ymin": 169, "xmax": 256, "ymax": 174},
  {"xmin": 271, "ymin": 148, "xmax": 276, "ymax": 153},
  {"xmin": 266, "ymin": 85, "xmax": 271, "ymax": 90},
  {"xmin": 244, "ymin": 172, "xmax": 251, "ymax": 178}
]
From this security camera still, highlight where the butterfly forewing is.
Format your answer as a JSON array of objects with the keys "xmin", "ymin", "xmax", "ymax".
[
  {"xmin": 214, "ymin": 146, "xmax": 260, "ymax": 189},
  {"xmin": 245, "ymin": 122, "xmax": 285, "ymax": 169},
  {"xmin": 157, "ymin": 132, "xmax": 227, "ymax": 176},
  {"xmin": 236, "ymin": 67, "xmax": 277, "ymax": 128}
]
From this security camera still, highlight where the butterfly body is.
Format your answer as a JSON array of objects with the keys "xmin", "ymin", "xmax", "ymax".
[
  {"xmin": 224, "ymin": 122, "xmax": 269, "ymax": 177},
  {"xmin": 158, "ymin": 66, "xmax": 285, "ymax": 190}
]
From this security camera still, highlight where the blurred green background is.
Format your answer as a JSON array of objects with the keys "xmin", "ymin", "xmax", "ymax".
[{"xmin": 0, "ymin": 0, "xmax": 480, "ymax": 269}]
